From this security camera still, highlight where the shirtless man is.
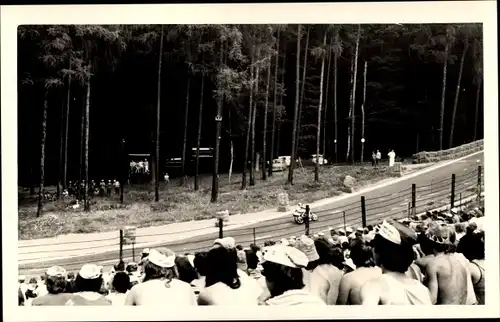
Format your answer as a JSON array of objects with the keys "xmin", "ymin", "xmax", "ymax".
[
  {"xmin": 415, "ymin": 224, "xmax": 477, "ymax": 305},
  {"xmin": 359, "ymin": 220, "xmax": 431, "ymax": 305},
  {"xmin": 337, "ymin": 239, "xmax": 381, "ymax": 305}
]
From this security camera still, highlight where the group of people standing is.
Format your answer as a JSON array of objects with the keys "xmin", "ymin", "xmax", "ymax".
[
  {"xmin": 66, "ymin": 179, "xmax": 121, "ymax": 199},
  {"xmin": 371, "ymin": 149, "xmax": 397, "ymax": 167}
]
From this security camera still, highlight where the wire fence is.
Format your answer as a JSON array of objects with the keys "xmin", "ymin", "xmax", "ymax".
[{"xmin": 19, "ymin": 165, "xmax": 485, "ymax": 275}]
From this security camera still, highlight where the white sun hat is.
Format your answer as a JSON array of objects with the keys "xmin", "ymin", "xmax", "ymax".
[
  {"xmin": 147, "ymin": 249, "xmax": 176, "ymax": 268},
  {"xmin": 262, "ymin": 244, "xmax": 309, "ymax": 268}
]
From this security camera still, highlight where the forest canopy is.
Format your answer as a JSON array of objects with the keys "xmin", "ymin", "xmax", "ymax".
[{"xmin": 18, "ymin": 24, "xmax": 483, "ymax": 198}]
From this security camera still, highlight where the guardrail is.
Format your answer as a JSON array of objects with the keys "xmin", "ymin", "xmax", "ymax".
[
  {"xmin": 412, "ymin": 139, "xmax": 483, "ymax": 163},
  {"xmin": 18, "ymin": 164, "xmax": 484, "ymax": 275}
]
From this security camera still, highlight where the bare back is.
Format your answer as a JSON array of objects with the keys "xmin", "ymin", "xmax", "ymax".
[
  {"xmin": 424, "ymin": 253, "xmax": 470, "ymax": 304},
  {"xmin": 338, "ymin": 267, "xmax": 382, "ymax": 305}
]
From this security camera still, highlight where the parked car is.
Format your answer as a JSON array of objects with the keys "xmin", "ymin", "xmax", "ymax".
[
  {"xmin": 311, "ymin": 154, "xmax": 328, "ymax": 165},
  {"xmin": 278, "ymin": 155, "xmax": 291, "ymax": 167},
  {"xmin": 272, "ymin": 158, "xmax": 287, "ymax": 172}
]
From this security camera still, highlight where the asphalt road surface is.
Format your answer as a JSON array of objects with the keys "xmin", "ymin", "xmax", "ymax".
[{"xmin": 18, "ymin": 152, "xmax": 484, "ymax": 276}]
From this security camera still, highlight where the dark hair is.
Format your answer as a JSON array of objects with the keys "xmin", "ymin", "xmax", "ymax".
[
  {"xmin": 175, "ymin": 256, "xmax": 197, "ymax": 284},
  {"xmin": 74, "ymin": 275, "xmax": 104, "ymax": 293},
  {"xmin": 464, "ymin": 232, "xmax": 485, "ymax": 261},
  {"xmin": 367, "ymin": 225, "xmax": 374, "ymax": 231},
  {"xmin": 350, "ymin": 239, "xmax": 375, "ymax": 268},
  {"xmin": 250, "ymin": 244, "xmax": 260, "ymax": 253},
  {"xmin": 235, "ymin": 245, "xmax": 243, "ymax": 251},
  {"xmin": 142, "ymin": 260, "xmax": 177, "ymax": 283},
  {"xmin": 46, "ymin": 275, "xmax": 67, "ymax": 294},
  {"xmin": 205, "ymin": 247, "xmax": 241, "ymax": 290},
  {"xmin": 417, "ymin": 233, "xmax": 434, "ymax": 256},
  {"xmin": 244, "ymin": 249, "xmax": 259, "ymax": 270},
  {"xmin": 313, "ymin": 238, "xmax": 343, "ymax": 269},
  {"xmin": 262, "ymin": 261, "xmax": 305, "ymax": 297},
  {"xmin": 193, "ymin": 251, "xmax": 209, "ymax": 277},
  {"xmin": 112, "ymin": 272, "xmax": 130, "ymax": 293},
  {"xmin": 372, "ymin": 235, "xmax": 414, "ymax": 273},
  {"xmin": 114, "ymin": 261, "xmax": 125, "ymax": 272},
  {"xmin": 341, "ymin": 242, "xmax": 350, "ymax": 250},
  {"xmin": 67, "ymin": 272, "xmax": 75, "ymax": 280}
]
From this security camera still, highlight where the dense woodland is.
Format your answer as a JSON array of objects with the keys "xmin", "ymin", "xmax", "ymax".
[{"xmin": 17, "ymin": 24, "xmax": 483, "ymax": 214}]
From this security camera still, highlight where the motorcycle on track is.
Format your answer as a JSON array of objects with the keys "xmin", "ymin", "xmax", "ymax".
[{"xmin": 292, "ymin": 203, "xmax": 318, "ymax": 224}]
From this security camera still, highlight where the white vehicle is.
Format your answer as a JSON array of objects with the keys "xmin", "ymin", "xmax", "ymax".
[
  {"xmin": 311, "ymin": 154, "xmax": 328, "ymax": 165},
  {"xmin": 278, "ymin": 156, "xmax": 291, "ymax": 167},
  {"xmin": 272, "ymin": 158, "xmax": 287, "ymax": 172}
]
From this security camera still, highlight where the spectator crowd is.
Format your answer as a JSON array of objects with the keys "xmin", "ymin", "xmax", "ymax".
[{"xmin": 18, "ymin": 205, "xmax": 485, "ymax": 306}]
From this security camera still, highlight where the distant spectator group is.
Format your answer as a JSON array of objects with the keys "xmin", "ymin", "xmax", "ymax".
[{"xmin": 19, "ymin": 205, "xmax": 485, "ymax": 306}]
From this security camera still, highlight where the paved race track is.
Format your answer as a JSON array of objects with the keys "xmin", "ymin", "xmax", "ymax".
[{"xmin": 18, "ymin": 152, "xmax": 484, "ymax": 276}]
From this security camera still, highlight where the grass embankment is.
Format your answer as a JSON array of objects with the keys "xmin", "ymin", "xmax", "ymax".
[{"xmin": 18, "ymin": 163, "xmax": 421, "ymax": 240}]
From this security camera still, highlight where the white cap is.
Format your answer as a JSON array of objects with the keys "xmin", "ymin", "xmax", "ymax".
[
  {"xmin": 262, "ymin": 244, "xmax": 308, "ymax": 268},
  {"xmin": 343, "ymin": 258, "xmax": 357, "ymax": 270},
  {"xmin": 346, "ymin": 227, "xmax": 353, "ymax": 234},
  {"xmin": 46, "ymin": 266, "xmax": 67, "ymax": 278},
  {"xmin": 280, "ymin": 238, "xmax": 290, "ymax": 246},
  {"xmin": 78, "ymin": 264, "xmax": 102, "ymax": 279},
  {"xmin": 378, "ymin": 221, "xmax": 402, "ymax": 245},
  {"xmin": 142, "ymin": 248, "xmax": 150, "ymax": 255},
  {"xmin": 213, "ymin": 237, "xmax": 236, "ymax": 249},
  {"xmin": 147, "ymin": 249, "xmax": 176, "ymax": 268}
]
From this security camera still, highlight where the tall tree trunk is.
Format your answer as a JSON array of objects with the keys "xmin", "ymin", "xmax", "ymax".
[
  {"xmin": 153, "ymin": 25, "xmax": 164, "ymax": 202},
  {"xmin": 250, "ymin": 57, "xmax": 260, "ymax": 186},
  {"xmin": 295, "ymin": 27, "xmax": 309, "ymax": 157},
  {"xmin": 120, "ymin": 138, "xmax": 125, "ymax": 204},
  {"xmin": 180, "ymin": 78, "xmax": 190, "ymax": 186},
  {"xmin": 449, "ymin": 41, "xmax": 469, "ymax": 149},
  {"xmin": 36, "ymin": 91, "xmax": 49, "ymax": 217},
  {"xmin": 57, "ymin": 95, "xmax": 64, "ymax": 198},
  {"xmin": 228, "ymin": 107, "xmax": 234, "ymax": 184},
  {"xmin": 79, "ymin": 95, "xmax": 85, "ymax": 183},
  {"xmin": 333, "ymin": 32, "xmax": 339, "ymax": 163},
  {"xmin": 361, "ymin": 60, "xmax": 367, "ymax": 163},
  {"xmin": 30, "ymin": 166, "xmax": 35, "ymax": 195},
  {"xmin": 242, "ymin": 51, "xmax": 255, "ymax": 190},
  {"xmin": 83, "ymin": 67, "xmax": 91, "ymax": 211},
  {"xmin": 194, "ymin": 75, "xmax": 204, "ymax": 191},
  {"xmin": 276, "ymin": 41, "xmax": 287, "ymax": 160},
  {"xmin": 323, "ymin": 35, "xmax": 332, "ymax": 157},
  {"xmin": 269, "ymin": 28, "xmax": 280, "ymax": 177},
  {"xmin": 473, "ymin": 79, "xmax": 482, "ymax": 141},
  {"xmin": 262, "ymin": 59, "xmax": 271, "ymax": 180},
  {"xmin": 288, "ymin": 24, "xmax": 302, "ymax": 185},
  {"xmin": 211, "ymin": 42, "xmax": 224, "ymax": 202},
  {"xmin": 351, "ymin": 25, "xmax": 361, "ymax": 164},
  {"xmin": 439, "ymin": 42, "xmax": 449, "ymax": 151},
  {"xmin": 315, "ymin": 32, "xmax": 327, "ymax": 182},
  {"xmin": 346, "ymin": 55, "xmax": 355, "ymax": 162},
  {"xmin": 63, "ymin": 71, "xmax": 71, "ymax": 190}
]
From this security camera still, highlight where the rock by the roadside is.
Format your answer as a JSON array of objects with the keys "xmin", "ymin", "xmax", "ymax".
[{"xmin": 343, "ymin": 175, "xmax": 356, "ymax": 188}]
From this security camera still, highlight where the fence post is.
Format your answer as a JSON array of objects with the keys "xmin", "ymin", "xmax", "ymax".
[
  {"xmin": 343, "ymin": 211, "xmax": 346, "ymax": 232},
  {"xmin": 132, "ymin": 242, "xmax": 135, "ymax": 263},
  {"xmin": 361, "ymin": 196, "xmax": 367, "ymax": 228},
  {"xmin": 477, "ymin": 165, "xmax": 482, "ymax": 202},
  {"xmin": 252, "ymin": 228, "xmax": 256, "ymax": 245},
  {"xmin": 451, "ymin": 174, "xmax": 456, "ymax": 208},
  {"xmin": 218, "ymin": 218, "xmax": 223, "ymax": 238},
  {"xmin": 408, "ymin": 202, "xmax": 411, "ymax": 219},
  {"xmin": 119, "ymin": 229, "xmax": 124, "ymax": 263},
  {"xmin": 411, "ymin": 184, "xmax": 416, "ymax": 216},
  {"xmin": 304, "ymin": 205, "xmax": 310, "ymax": 236}
]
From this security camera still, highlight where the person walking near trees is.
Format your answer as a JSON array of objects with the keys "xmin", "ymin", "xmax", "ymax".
[{"xmin": 376, "ymin": 150, "xmax": 381, "ymax": 166}]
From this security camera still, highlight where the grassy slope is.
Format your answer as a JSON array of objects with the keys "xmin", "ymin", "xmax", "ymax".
[{"xmin": 18, "ymin": 163, "xmax": 418, "ymax": 240}]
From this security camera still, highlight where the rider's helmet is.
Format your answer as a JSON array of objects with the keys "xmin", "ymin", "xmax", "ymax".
[{"xmin": 297, "ymin": 203, "xmax": 303, "ymax": 208}]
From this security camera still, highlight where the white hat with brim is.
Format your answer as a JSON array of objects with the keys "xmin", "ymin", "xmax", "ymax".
[
  {"xmin": 295, "ymin": 235, "xmax": 320, "ymax": 262},
  {"xmin": 356, "ymin": 227, "xmax": 364, "ymax": 232},
  {"xmin": 262, "ymin": 244, "xmax": 309, "ymax": 268},
  {"xmin": 280, "ymin": 238, "xmax": 290, "ymax": 246},
  {"xmin": 346, "ymin": 227, "xmax": 353, "ymax": 234},
  {"xmin": 79, "ymin": 264, "xmax": 102, "ymax": 280},
  {"xmin": 46, "ymin": 266, "xmax": 67, "ymax": 278},
  {"xmin": 147, "ymin": 249, "xmax": 176, "ymax": 268},
  {"xmin": 19, "ymin": 275, "xmax": 26, "ymax": 281},
  {"xmin": 142, "ymin": 248, "xmax": 150, "ymax": 255}
]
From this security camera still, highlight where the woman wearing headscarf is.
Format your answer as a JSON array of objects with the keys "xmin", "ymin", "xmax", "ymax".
[{"xmin": 260, "ymin": 244, "xmax": 325, "ymax": 306}]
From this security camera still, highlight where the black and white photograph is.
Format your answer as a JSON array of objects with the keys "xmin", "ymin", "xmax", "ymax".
[{"xmin": 2, "ymin": 1, "xmax": 499, "ymax": 320}]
